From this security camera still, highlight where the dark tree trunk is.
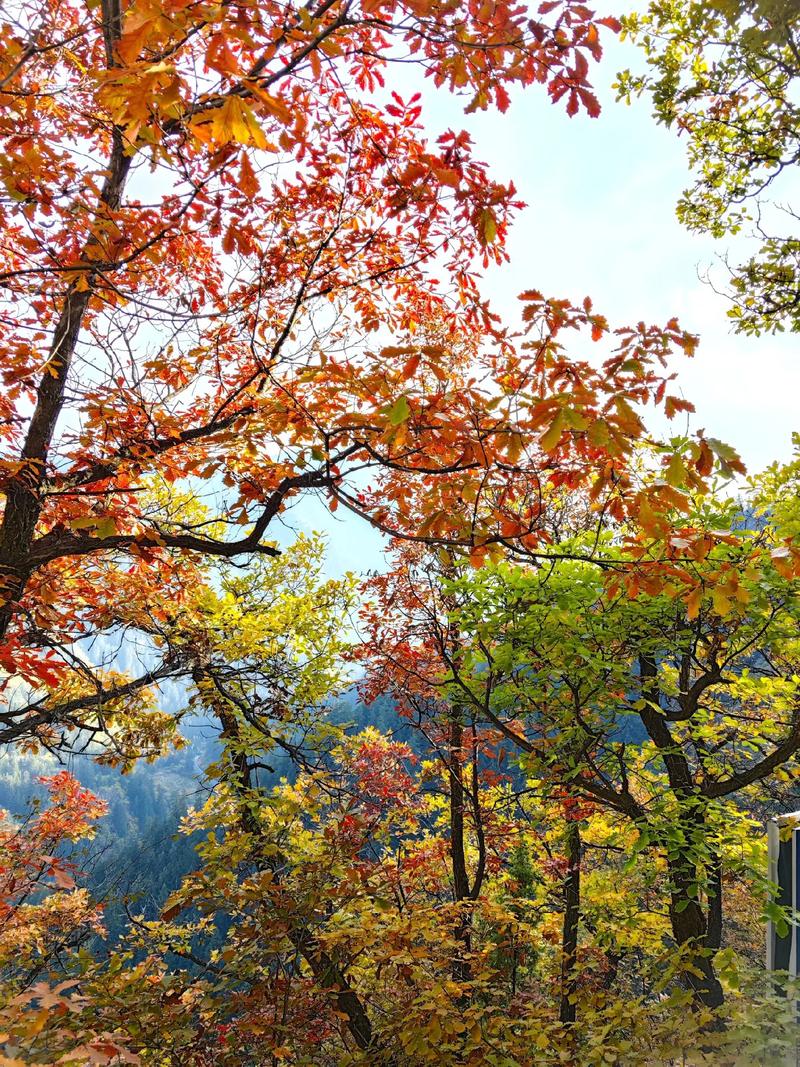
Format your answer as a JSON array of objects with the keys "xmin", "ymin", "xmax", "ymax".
[
  {"xmin": 636, "ymin": 655, "xmax": 724, "ymax": 1010},
  {"xmin": 706, "ymin": 851, "xmax": 723, "ymax": 951},
  {"xmin": 0, "ymin": 117, "xmax": 132, "ymax": 637},
  {"xmin": 214, "ymin": 703, "xmax": 377, "ymax": 1054},
  {"xmin": 559, "ymin": 819, "xmax": 581, "ymax": 1024},
  {"xmin": 667, "ymin": 854, "xmax": 724, "ymax": 1009},
  {"xmin": 448, "ymin": 704, "xmax": 472, "ymax": 986}
]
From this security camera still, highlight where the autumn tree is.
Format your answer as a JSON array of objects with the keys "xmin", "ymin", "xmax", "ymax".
[
  {"xmin": 360, "ymin": 452, "xmax": 800, "ymax": 1011},
  {"xmin": 1, "ymin": 0, "xmax": 786, "ymax": 1059},
  {"xmin": 619, "ymin": 0, "xmax": 800, "ymax": 334},
  {"xmin": 0, "ymin": 534, "xmax": 371, "ymax": 1063},
  {"xmin": 0, "ymin": 772, "xmax": 140, "ymax": 1065},
  {"xmin": 0, "ymin": 0, "xmax": 730, "ymax": 765},
  {"xmin": 358, "ymin": 540, "xmax": 614, "ymax": 1021},
  {"xmin": 7, "ymin": 507, "xmax": 795, "ymax": 1062},
  {"xmin": 0, "ymin": 0, "xmax": 592, "ymax": 684},
  {"xmin": 92, "ymin": 497, "xmax": 800, "ymax": 1063}
]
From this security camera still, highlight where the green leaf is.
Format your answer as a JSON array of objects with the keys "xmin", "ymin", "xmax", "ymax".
[
  {"xmin": 96, "ymin": 516, "xmax": 119, "ymax": 539},
  {"xmin": 387, "ymin": 394, "xmax": 412, "ymax": 425}
]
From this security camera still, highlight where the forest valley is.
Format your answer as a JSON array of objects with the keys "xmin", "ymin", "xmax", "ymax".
[{"xmin": 2, "ymin": 0, "xmax": 800, "ymax": 1063}]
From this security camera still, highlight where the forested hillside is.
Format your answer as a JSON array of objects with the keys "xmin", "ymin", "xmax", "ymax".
[{"xmin": 0, "ymin": 690, "xmax": 401, "ymax": 939}]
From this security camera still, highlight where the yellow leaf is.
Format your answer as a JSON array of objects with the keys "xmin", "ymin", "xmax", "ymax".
[
  {"xmin": 665, "ymin": 453, "xmax": 687, "ymax": 488},
  {"xmin": 540, "ymin": 411, "xmax": 565, "ymax": 452},
  {"xmin": 587, "ymin": 418, "xmax": 610, "ymax": 446},
  {"xmin": 192, "ymin": 97, "xmax": 269, "ymax": 149},
  {"xmin": 711, "ymin": 587, "xmax": 731, "ymax": 616},
  {"xmin": 734, "ymin": 583, "xmax": 750, "ymax": 605},
  {"xmin": 637, "ymin": 494, "xmax": 664, "ymax": 537},
  {"xmin": 478, "ymin": 208, "xmax": 497, "ymax": 245}
]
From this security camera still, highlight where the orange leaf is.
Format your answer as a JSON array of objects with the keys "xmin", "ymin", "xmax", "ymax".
[{"xmin": 239, "ymin": 153, "xmax": 260, "ymax": 199}]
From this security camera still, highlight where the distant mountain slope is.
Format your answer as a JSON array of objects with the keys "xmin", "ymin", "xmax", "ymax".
[{"xmin": 0, "ymin": 692, "xmax": 402, "ymax": 943}]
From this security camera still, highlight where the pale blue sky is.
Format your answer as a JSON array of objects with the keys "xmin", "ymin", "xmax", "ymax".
[
  {"xmin": 426, "ymin": 29, "xmax": 799, "ymax": 471},
  {"xmin": 293, "ymin": 18, "xmax": 800, "ymax": 576}
]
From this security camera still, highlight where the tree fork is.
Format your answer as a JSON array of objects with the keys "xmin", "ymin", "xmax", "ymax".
[{"xmin": 636, "ymin": 654, "xmax": 725, "ymax": 1008}]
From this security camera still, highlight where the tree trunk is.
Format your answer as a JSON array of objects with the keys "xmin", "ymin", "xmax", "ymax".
[
  {"xmin": 706, "ymin": 851, "xmax": 723, "ymax": 951},
  {"xmin": 636, "ymin": 655, "xmax": 724, "ymax": 1009},
  {"xmin": 0, "ymin": 116, "xmax": 132, "ymax": 637},
  {"xmin": 667, "ymin": 853, "xmax": 724, "ymax": 1009},
  {"xmin": 559, "ymin": 819, "xmax": 581, "ymax": 1024},
  {"xmin": 448, "ymin": 703, "xmax": 472, "ymax": 986},
  {"xmin": 214, "ymin": 704, "xmax": 377, "ymax": 1054}
]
